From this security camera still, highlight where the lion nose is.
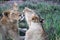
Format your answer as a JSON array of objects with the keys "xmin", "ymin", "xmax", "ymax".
[{"xmin": 19, "ymin": 14, "xmax": 21, "ymax": 16}]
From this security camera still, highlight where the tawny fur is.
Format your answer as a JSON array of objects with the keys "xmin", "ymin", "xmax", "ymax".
[
  {"xmin": 0, "ymin": 2, "xmax": 23, "ymax": 40},
  {"xmin": 23, "ymin": 7, "xmax": 48, "ymax": 40},
  {"xmin": 0, "ymin": 10, "xmax": 21, "ymax": 40}
]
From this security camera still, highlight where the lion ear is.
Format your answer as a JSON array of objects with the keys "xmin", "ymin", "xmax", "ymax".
[
  {"xmin": 3, "ymin": 11, "xmax": 10, "ymax": 17},
  {"xmin": 40, "ymin": 18, "xmax": 44, "ymax": 23}
]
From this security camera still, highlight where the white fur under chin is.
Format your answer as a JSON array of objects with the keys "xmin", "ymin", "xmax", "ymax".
[{"xmin": 25, "ymin": 21, "xmax": 45, "ymax": 40}]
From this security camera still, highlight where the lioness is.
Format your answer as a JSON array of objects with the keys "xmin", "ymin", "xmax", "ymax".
[
  {"xmin": 0, "ymin": 10, "xmax": 23, "ymax": 40},
  {"xmin": 0, "ymin": 2, "xmax": 24, "ymax": 40},
  {"xmin": 23, "ymin": 7, "xmax": 48, "ymax": 40}
]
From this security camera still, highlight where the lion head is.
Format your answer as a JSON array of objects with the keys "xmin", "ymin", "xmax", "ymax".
[
  {"xmin": 1, "ymin": 10, "xmax": 24, "ymax": 24},
  {"xmin": 23, "ymin": 7, "xmax": 44, "ymax": 23}
]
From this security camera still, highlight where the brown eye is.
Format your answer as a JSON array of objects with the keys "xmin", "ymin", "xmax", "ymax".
[{"xmin": 32, "ymin": 18, "xmax": 34, "ymax": 20}]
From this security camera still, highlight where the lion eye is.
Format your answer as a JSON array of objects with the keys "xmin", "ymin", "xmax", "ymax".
[{"xmin": 32, "ymin": 18, "xmax": 34, "ymax": 20}]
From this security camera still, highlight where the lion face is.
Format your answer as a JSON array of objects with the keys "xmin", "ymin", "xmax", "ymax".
[
  {"xmin": 23, "ymin": 7, "xmax": 35, "ymax": 26},
  {"xmin": 23, "ymin": 7, "xmax": 44, "ymax": 23},
  {"xmin": 23, "ymin": 7, "xmax": 36, "ymax": 21},
  {"xmin": 1, "ymin": 10, "xmax": 24, "ymax": 23},
  {"xmin": 10, "ymin": 11, "xmax": 21, "ymax": 22}
]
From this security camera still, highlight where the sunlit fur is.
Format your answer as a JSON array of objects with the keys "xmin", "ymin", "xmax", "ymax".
[{"xmin": 23, "ymin": 7, "xmax": 48, "ymax": 40}]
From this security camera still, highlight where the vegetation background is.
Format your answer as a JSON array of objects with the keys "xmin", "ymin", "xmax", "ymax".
[{"xmin": 0, "ymin": 0, "xmax": 60, "ymax": 40}]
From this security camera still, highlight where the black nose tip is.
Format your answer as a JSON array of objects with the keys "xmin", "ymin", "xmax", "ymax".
[{"xmin": 19, "ymin": 14, "xmax": 21, "ymax": 16}]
